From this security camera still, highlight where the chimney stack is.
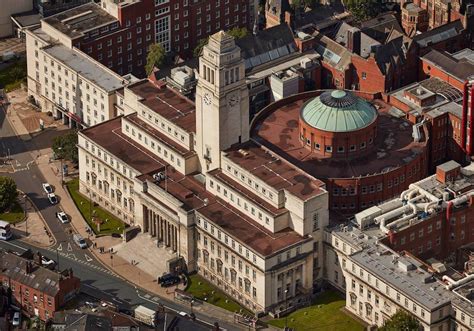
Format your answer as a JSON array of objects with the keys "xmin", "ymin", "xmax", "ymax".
[
  {"xmin": 37, "ymin": 252, "xmax": 42, "ymax": 266},
  {"xmin": 347, "ymin": 27, "xmax": 361, "ymax": 55}
]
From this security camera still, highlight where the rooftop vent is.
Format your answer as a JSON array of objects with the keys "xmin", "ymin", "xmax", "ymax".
[
  {"xmin": 238, "ymin": 149, "xmax": 250, "ymax": 157},
  {"xmin": 153, "ymin": 172, "xmax": 166, "ymax": 183}
]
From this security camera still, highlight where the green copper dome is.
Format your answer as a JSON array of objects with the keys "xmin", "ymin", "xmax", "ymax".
[{"xmin": 300, "ymin": 90, "xmax": 377, "ymax": 132}]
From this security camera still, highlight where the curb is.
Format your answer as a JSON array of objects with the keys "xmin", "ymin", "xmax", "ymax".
[
  {"xmin": 61, "ymin": 180, "xmax": 124, "ymax": 277},
  {"xmin": 2, "ymin": 104, "xmax": 32, "ymax": 141},
  {"xmin": 17, "ymin": 191, "xmax": 57, "ymax": 248}
]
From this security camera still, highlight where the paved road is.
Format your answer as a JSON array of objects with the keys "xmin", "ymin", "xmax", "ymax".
[
  {"xmin": 0, "ymin": 104, "xmax": 240, "ymax": 330},
  {"xmin": 0, "ymin": 103, "xmax": 102, "ymax": 268},
  {"xmin": 0, "ymin": 239, "xmax": 235, "ymax": 330}
]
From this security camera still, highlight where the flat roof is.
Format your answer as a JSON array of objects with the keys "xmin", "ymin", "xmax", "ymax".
[
  {"xmin": 224, "ymin": 142, "xmax": 326, "ymax": 200},
  {"xmin": 123, "ymin": 113, "xmax": 195, "ymax": 158},
  {"xmin": 42, "ymin": 2, "xmax": 117, "ymax": 39},
  {"xmin": 351, "ymin": 243, "xmax": 451, "ymax": 310},
  {"xmin": 43, "ymin": 44, "xmax": 124, "ymax": 92},
  {"xmin": 128, "ymin": 80, "xmax": 196, "ymax": 133},
  {"xmin": 197, "ymin": 199, "xmax": 309, "ymax": 256},
  {"xmin": 81, "ymin": 117, "xmax": 165, "ymax": 175},
  {"xmin": 253, "ymin": 92, "xmax": 426, "ymax": 179},
  {"xmin": 208, "ymin": 169, "xmax": 288, "ymax": 217}
]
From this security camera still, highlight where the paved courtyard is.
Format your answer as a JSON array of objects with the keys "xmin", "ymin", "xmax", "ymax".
[{"xmin": 111, "ymin": 232, "xmax": 177, "ymax": 279}]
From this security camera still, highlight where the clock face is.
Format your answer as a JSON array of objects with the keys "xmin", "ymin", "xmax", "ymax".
[
  {"xmin": 203, "ymin": 93, "xmax": 212, "ymax": 105},
  {"xmin": 227, "ymin": 93, "xmax": 240, "ymax": 108}
]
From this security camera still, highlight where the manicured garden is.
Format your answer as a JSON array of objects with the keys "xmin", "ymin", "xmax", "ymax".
[
  {"xmin": 185, "ymin": 274, "xmax": 251, "ymax": 315},
  {"xmin": 66, "ymin": 178, "xmax": 125, "ymax": 235},
  {"xmin": 0, "ymin": 201, "xmax": 24, "ymax": 223},
  {"xmin": 268, "ymin": 290, "xmax": 365, "ymax": 331},
  {"xmin": 0, "ymin": 60, "xmax": 27, "ymax": 92}
]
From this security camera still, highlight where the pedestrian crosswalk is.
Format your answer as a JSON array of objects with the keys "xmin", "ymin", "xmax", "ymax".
[{"xmin": 46, "ymin": 247, "xmax": 116, "ymax": 276}]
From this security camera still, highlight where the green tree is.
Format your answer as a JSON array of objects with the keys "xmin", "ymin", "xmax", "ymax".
[
  {"xmin": 193, "ymin": 37, "xmax": 210, "ymax": 58},
  {"xmin": 52, "ymin": 131, "xmax": 78, "ymax": 164},
  {"xmin": 345, "ymin": 0, "xmax": 381, "ymax": 22},
  {"xmin": 145, "ymin": 43, "xmax": 166, "ymax": 75},
  {"xmin": 380, "ymin": 311, "xmax": 420, "ymax": 331},
  {"xmin": 0, "ymin": 177, "xmax": 18, "ymax": 212},
  {"xmin": 291, "ymin": 0, "xmax": 318, "ymax": 9},
  {"xmin": 193, "ymin": 28, "xmax": 248, "ymax": 58}
]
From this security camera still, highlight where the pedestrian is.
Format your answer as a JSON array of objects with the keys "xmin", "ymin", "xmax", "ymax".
[{"xmin": 111, "ymin": 247, "xmax": 113, "ymax": 253}]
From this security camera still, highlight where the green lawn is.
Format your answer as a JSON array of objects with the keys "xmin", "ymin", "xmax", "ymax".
[
  {"xmin": 0, "ymin": 60, "xmax": 27, "ymax": 92},
  {"xmin": 66, "ymin": 178, "xmax": 126, "ymax": 235},
  {"xmin": 268, "ymin": 291, "xmax": 365, "ymax": 331},
  {"xmin": 0, "ymin": 201, "xmax": 24, "ymax": 224},
  {"xmin": 185, "ymin": 274, "xmax": 252, "ymax": 315}
]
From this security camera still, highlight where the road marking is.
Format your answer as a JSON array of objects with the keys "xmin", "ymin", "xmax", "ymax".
[
  {"xmin": 67, "ymin": 243, "xmax": 72, "ymax": 251},
  {"xmin": 57, "ymin": 243, "xmax": 63, "ymax": 251},
  {"xmin": 26, "ymin": 160, "xmax": 35, "ymax": 169},
  {"xmin": 0, "ymin": 241, "xmax": 28, "ymax": 251},
  {"xmin": 67, "ymin": 253, "xmax": 77, "ymax": 260},
  {"xmin": 85, "ymin": 254, "xmax": 93, "ymax": 262}
]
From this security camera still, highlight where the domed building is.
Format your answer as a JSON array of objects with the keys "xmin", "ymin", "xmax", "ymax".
[{"xmin": 253, "ymin": 89, "xmax": 430, "ymax": 214}]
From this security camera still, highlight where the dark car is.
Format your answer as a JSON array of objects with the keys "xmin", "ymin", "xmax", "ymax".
[{"xmin": 158, "ymin": 274, "xmax": 180, "ymax": 287}]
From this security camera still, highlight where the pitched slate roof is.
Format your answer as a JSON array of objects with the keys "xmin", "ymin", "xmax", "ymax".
[
  {"xmin": 413, "ymin": 20, "xmax": 464, "ymax": 48},
  {"xmin": 360, "ymin": 13, "xmax": 404, "ymax": 44},
  {"xmin": 422, "ymin": 49, "xmax": 474, "ymax": 82}
]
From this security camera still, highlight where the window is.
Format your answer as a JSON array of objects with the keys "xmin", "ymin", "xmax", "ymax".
[{"xmin": 325, "ymin": 145, "xmax": 332, "ymax": 152}]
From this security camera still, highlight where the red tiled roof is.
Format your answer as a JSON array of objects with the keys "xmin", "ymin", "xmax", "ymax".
[
  {"xmin": 80, "ymin": 117, "xmax": 165, "ymax": 174},
  {"xmin": 197, "ymin": 199, "xmax": 309, "ymax": 256},
  {"xmin": 225, "ymin": 142, "xmax": 325, "ymax": 200},
  {"xmin": 128, "ymin": 80, "xmax": 196, "ymax": 133}
]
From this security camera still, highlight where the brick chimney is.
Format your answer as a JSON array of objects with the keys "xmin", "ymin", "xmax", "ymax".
[{"xmin": 347, "ymin": 27, "xmax": 361, "ymax": 55}]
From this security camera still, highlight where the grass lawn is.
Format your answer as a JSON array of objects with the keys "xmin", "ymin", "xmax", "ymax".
[
  {"xmin": 186, "ymin": 274, "xmax": 252, "ymax": 315},
  {"xmin": 0, "ymin": 60, "xmax": 27, "ymax": 92},
  {"xmin": 66, "ymin": 178, "xmax": 126, "ymax": 235},
  {"xmin": 0, "ymin": 201, "xmax": 24, "ymax": 224},
  {"xmin": 268, "ymin": 291, "xmax": 365, "ymax": 331}
]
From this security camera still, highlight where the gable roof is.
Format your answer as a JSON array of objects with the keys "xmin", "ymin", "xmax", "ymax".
[
  {"xmin": 413, "ymin": 20, "xmax": 464, "ymax": 47},
  {"xmin": 236, "ymin": 24, "xmax": 297, "ymax": 71},
  {"xmin": 422, "ymin": 49, "xmax": 474, "ymax": 82},
  {"xmin": 374, "ymin": 33, "xmax": 412, "ymax": 74},
  {"xmin": 328, "ymin": 22, "xmax": 381, "ymax": 58},
  {"xmin": 360, "ymin": 13, "xmax": 404, "ymax": 44}
]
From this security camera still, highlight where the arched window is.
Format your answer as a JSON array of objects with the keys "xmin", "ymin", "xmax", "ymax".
[{"xmin": 350, "ymin": 293, "xmax": 357, "ymax": 307}]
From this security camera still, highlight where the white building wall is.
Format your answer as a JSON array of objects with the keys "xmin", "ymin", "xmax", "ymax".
[{"xmin": 0, "ymin": 0, "xmax": 32, "ymax": 38}]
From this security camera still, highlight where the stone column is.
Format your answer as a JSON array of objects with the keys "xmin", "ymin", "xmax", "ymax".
[
  {"xmin": 142, "ymin": 205, "xmax": 148, "ymax": 233},
  {"xmin": 174, "ymin": 226, "xmax": 178, "ymax": 252}
]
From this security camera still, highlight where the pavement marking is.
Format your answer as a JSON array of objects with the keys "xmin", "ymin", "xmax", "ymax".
[
  {"xmin": 67, "ymin": 243, "xmax": 72, "ymax": 251},
  {"xmin": 85, "ymin": 254, "xmax": 93, "ymax": 262},
  {"xmin": 0, "ymin": 241, "xmax": 28, "ymax": 251},
  {"xmin": 57, "ymin": 243, "xmax": 63, "ymax": 251}
]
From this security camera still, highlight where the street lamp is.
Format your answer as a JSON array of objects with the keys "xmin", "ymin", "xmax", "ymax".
[
  {"xmin": 57, "ymin": 147, "xmax": 63, "ymax": 185},
  {"xmin": 284, "ymin": 289, "xmax": 289, "ymax": 330},
  {"xmin": 23, "ymin": 194, "xmax": 27, "ymax": 237}
]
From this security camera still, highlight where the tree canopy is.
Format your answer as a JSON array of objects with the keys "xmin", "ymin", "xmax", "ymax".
[
  {"xmin": 344, "ymin": 0, "xmax": 381, "ymax": 22},
  {"xmin": 380, "ymin": 311, "xmax": 421, "ymax": 331},
  {"xmin": 52, "ymin": 131, "xmax": 78, "ymax": 164},
  {"xmin": 145, "ymin": 43, "xmax": 166, "ymax": 75},
  {"xmin": 0, "ymin": 177, "xmax": 18, "ymax": 212},
  {"xmin": 193, "ymin": 27, "xmax": 249, "ymax": 58}
]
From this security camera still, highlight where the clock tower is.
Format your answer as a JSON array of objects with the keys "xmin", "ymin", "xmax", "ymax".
[{"xmin": 196, "ymin": 31, "xmax": 249, "ymax": 172}]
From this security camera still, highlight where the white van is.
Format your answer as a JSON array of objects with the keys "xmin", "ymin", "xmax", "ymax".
[{"xmin": 73, "ymin": 234, "xmax": 87, "ymax": 249}]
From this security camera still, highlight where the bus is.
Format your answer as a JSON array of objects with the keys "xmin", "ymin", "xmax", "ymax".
[{"xmin": 0, "ymin": 220, "xmax": 12, "ymax": 240}]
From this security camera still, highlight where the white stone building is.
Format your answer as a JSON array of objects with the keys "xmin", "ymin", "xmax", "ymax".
[
  {"xmin": 25, "ymin": 28, "xmax": 130, "ymax": 129},
  {"xmin": 77, "ymin": 31, "xmax": 329, "ymax": 314},
  {"xmin": 323, "ymin": 161, "xmax": 474, "ymax": 330}
]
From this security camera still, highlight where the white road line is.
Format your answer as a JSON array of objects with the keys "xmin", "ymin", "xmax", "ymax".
[
  {"xmin": 0, "ymin": 241, "xmax": 28, "ymax": 251},
  {"xmin": 57, "ymin": 243, "xmax": 63, "ymax": 251},
  {"xmin": 85, "ymin": 254, "xmax": 93, "ymax": 262},
  {"xmin": 67, "ymin": 243, "xmax": 72, "ymax": 251}
]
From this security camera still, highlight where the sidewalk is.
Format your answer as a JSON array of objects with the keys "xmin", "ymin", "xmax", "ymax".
[
  {"xmin": 13, "ymin": 194, "xmax": 55, "ymax": 247},
  {"xmin": 35, "ymin": 153, "xmax": 247, "ymax": 328}
]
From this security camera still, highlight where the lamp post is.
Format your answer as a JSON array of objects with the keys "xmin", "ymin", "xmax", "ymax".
[
  {"xmin": 23, "ymin": 194, "xmax": 27, "ymax": 237},
  {"xmin": 284, "ymin": 289, "xmax": 289, "ymax": 330},
  {"xmin": 57, "ymin": 147, "xmax": 63, "ymax": 185}
]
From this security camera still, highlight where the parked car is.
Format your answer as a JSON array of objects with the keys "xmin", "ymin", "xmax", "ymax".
[
  {"xmin": 41, "ymin": 256, "xmax": 56, "ymax": 269},
  {"xmin": 158, "ymin": 273, "xmax": 180, "ymax": 287},
  {"xmin": 73, "ymin": 234, "xmax": 87, "ymax": 249},
  {"xmin": 42, "ymin": 183, "xmax": 53, "ymax": 194},
  {"xmin": 56, "ymin": 211, "xmax": 69, "ymax": 224},
  {"xmin": 12, "ymin": 312, "xmax": 21, "ymax": 326},
  {"xmin": 47, "ymin": 193, "xmax": 58, "ymax": 204}
]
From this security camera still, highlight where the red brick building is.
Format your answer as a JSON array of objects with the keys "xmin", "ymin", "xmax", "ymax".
[
  {"xmin": 0, "ymin": 251, "xmax": 80, "ymax": 321},
  {"xmin": 253, "ymin": 89, "xmax": 429, "ymax": 214},
  {"xmin": 41, "ymin": 0, "xmax": 257, "ymax": 76},
  {"xmin": 382, "ymin": 161, "xmax": 474, "ymax": 260}
]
